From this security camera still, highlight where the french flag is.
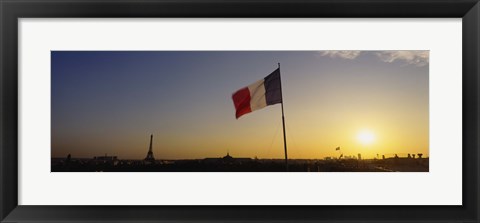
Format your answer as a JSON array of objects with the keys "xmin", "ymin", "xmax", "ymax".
[{"xmin": 232, "ymin": 68, "xmax": 283, "ymax": 119}]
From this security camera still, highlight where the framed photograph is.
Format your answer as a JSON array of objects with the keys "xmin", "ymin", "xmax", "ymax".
[{"xmin": 1, "ymin": 0, "xmax": 479, "ymax": 222}]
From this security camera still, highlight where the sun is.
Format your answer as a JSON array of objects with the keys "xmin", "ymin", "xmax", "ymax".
[{"xmin": 357, "ymin": 130, "xmax": 375, "ymax": 145}]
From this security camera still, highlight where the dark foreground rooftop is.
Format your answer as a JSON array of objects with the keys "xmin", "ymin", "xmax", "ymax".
[{"xmin": 51, "ymin": 157, "xmax": 429, "ymax": 172}]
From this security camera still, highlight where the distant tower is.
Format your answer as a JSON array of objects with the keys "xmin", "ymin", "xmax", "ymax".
[{"xmin": 144, "ymin": 134, "xmax": 155, "ymax": 161}]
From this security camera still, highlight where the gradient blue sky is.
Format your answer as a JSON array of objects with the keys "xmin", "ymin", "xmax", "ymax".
[{"xmin": 52, "ymin": 51, "xmax": 429, "ymax": 159}]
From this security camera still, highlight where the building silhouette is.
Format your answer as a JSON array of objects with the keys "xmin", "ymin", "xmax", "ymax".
[
  {"xmin": 144, "ymin": 134, "xmax": 155, "ymax": 162},
  {"xmin": 93, "ymin": 154, "xmax": 119, "ymax": 165},
  {"xmin": 203, "ymin": 152, "xmax": 252, "ymax": 164}
]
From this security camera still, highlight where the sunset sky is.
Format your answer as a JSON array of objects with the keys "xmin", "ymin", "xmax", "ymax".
[{"xmin": 51, "ymin": 51, "xmax": 429, "ymax": 160}]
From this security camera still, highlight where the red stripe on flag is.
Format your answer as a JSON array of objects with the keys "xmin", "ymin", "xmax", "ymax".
[{"xmin": 232, "ymin": 87, "xmax": 252, "ymax": 119}]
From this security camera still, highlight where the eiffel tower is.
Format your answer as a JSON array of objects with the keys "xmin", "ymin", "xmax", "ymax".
[{"xmin": 144, "ymin": 134, "xmax": 155, "ymax": 161}]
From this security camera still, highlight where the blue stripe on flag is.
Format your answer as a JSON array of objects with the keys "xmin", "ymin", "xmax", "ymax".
[{"xmin": 264, "ymin": 68, "xmax": 282, "ymax": 105}]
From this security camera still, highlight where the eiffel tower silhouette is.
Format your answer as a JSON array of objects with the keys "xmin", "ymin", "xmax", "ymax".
[{"xmin": 144, "ymin": 134, "xmax": 155, "ymax": 161}]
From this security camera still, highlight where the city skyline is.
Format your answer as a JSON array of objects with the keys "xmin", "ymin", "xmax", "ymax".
[{"xmin": 52, "ymin": 51, "xmax": 429, "ymax": 160}]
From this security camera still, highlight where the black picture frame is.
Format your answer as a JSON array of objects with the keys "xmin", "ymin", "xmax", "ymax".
[{"xmin": 1, "ymin": 0, "xmax": 479, "ymax": 222}]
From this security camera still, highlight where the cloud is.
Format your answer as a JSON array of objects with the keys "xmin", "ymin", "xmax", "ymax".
[
  {"xmin": 318, "ymin": 50, "xmax": 429, "ymax": 67},
  {"xmin": 319, "ymin": 51, "xmax": 361, "ymax": 60},
  {"xmin": 375, "ymin": 51, "xmax": 429, "ymax": 67}
]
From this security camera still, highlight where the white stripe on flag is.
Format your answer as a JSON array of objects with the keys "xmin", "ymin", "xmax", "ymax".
[{"xmin": 247, "ymin": 79, "xmax": 267, "ymax": 111}]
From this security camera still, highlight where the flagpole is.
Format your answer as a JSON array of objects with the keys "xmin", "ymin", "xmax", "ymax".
[{"xmin": 278, "ymin": 63, "xmax": 289, "ymax": 172}]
